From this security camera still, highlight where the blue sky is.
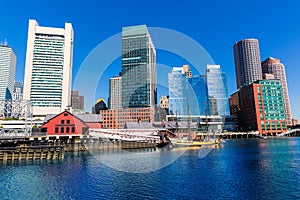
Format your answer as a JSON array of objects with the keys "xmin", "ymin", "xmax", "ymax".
[{"xmin": 1, "ymin": 0, "xmax": 300, "ymax": 119}]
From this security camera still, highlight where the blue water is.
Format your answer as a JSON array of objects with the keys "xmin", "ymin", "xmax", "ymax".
[{"xmin": 1, "ymin": 138, "xmax": 300, "ymax": 200}]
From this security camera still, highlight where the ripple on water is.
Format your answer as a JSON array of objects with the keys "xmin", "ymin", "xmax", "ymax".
[{"xmin": 0, "ymin": 138, "xmax": 300, "ymax": 199}]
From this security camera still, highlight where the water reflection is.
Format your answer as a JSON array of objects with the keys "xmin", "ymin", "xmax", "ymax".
[{"xmin": 1, "ymin": 138, "xmax": 300, "ymax": 199}]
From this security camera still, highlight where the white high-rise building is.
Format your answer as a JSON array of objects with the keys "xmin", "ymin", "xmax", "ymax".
[
  {"xmin": 23, "ymin": 19, "xmax": 73, "ymax": 117},
  {"xmin": 0, "ymin": 44, "xmax": 16, "ymax": 100},
  {"xmin": 206, "ymin": 65, "xmax": 229, "ymax": 116},
  {"xmin": 109, "ymin": 76, "xmax": 122, "ymax": 109}
]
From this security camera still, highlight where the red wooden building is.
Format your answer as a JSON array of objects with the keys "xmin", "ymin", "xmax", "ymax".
[{"xmin": 41, "ymin": 110, "xmax": 102, "ymax": 135}]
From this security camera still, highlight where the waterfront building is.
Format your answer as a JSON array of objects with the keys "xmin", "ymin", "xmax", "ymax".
[
  {"xmin": 206, "ymin": 65, "xmax": 229, "ymax": 116},
  {"xmin": 109, "ymin": 76, "xmax": 122, "ymax": 109},
  {"xmin": 42, "ymin": 110, "xmax": 102, "ymax": 135},
  {"xmin": 188, "ymin": 75, "xmax": 209, "ymax": 115},
  {"xmin": 121, "ymin": 25, "xmax": 156, "ymax": 109},
  {"xmin": 229, "ymin": 80, "xmax": 287, "ymax": 135},
  {"xmin": 92, "ymin": 98, "xmax": 108, "ymax": 114},
  {"xmin": 168, "ymin": 67, "xmax": 188, "ymax": 115},
  {"xmin": 233, "ymin": 38, "xmax": 262, "ymax": 89},
  {"xmin": 0, "ymin": 44, "xmax": 16, "ymax": 100},
  {"xmin": 13, "ymin": 82, "xmax": 23, "ymax": 101},
  {"xmin": 100, "ymin": 108, "xmax": 154, "ymax": 129},
  {"xmin": 168, "ymin": 66, "xmax": 209, "ymax": 116},
  {"xmin": 23, "ymin": 19, "xmax": 74, "ymax": 118},
  {"xmin": 229, "ymin": 91, "xmax": 239, "ymax": 131},
  {"xmin": 261, "ymin": 57, "xmax": 292, "ymax": 126}
]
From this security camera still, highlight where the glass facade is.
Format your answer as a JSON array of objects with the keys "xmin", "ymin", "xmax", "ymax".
[
  {"xmin": 30, "ymin": 33, "xmax": 65, "ymax": 107},
  {"xmin": 258, "ymin": 80, "xmax": 286, "ymax": 122},
  {"xmin": 0, "ymin": 45, "xmax": 16, "ymax": 100},
  {"xmin": 121, "ymin": 25, "xmax": 156, "ymax": 109},
  {"xmin": 168, "ymin": 67, "xmax": 208, "ymax": 116},
  {"xmin": 168, "ymin": 68, "xmax": 188, "ymax": 115},
  {"xmin": 188, "ymin": 75, "xmax": 208, "ymax": 115},
  {"xmin": 206, "ymin": 65, "xmax": 229, "ymax": 116}
]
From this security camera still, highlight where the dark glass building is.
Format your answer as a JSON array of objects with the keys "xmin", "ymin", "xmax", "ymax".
[{"xmin": 121, "ymin": 25, "xmax": 156, "ymax": 109}]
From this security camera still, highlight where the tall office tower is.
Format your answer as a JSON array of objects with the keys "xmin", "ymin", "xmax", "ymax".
[
  {"xmin": 261, "ymin": 57, "xmax": 292, "ymax": 126},
  {"xmin": 233, "ymin": 38, "xmax": 262, "ymax": 89},
  {"xmin": 168, "ymin": 66, "xmax": 208, "ymax": 116},
  {"xmin": 206, "ymin": 65, "xmax": 229, "ymax": 116},
  {"xmin": 121, "ymin": 25, "xmax": 156, "ymax": 109},
  {"xmin": 109, "ymin": 76, "xmax": 122, "ymax": 109},
  {"xmin": 168, "ymin": 67, "xmax": 188, "ymax": 115},
  {"xmin": 0, "ymin": 44, "xmax": 16, "ymax": 100},
  {"xmin": 71, "ymin": 90, "xmax": 84, "ymax": 111},
  {"xmin": 188, "ymin": 75, "xmax": 209, "ymax": 115},
  {"xmin": 23, "ymin": 19, "xmax": 73, "ymax": 117},
  {"xmin": 13, "ymin": 82, "xmax": 23, "ymax": 101}
]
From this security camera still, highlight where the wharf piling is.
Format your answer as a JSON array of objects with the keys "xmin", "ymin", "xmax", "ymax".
[{"xmin": 0, "ymin": 146, "xmax": 64, "ymax": 161}]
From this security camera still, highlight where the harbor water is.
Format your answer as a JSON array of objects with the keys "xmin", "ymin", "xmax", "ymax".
[{"xmin": 1, "ymin": 138, "xmax": 300, "ymax": 199}]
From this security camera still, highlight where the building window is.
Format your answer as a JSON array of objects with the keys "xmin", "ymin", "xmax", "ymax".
[
  {"xmin": 61, "ymin": 120, "xmax": 65, "ymax": 124},
  {"xmin": 66, "ymin": 127, "xmax": 70, "ymax": 133},
  {"xmin": 67, "ymin": 120, "xmax": 70, "ymax": 124},
  {"xmin": 72, "ymin": 127, "xmax": 75, "ymax": 133},
  {"xmin": 64, "ymin": 113, "xmax": 68, "ymax": 116},
  {"xmin": 61, "ymin": 127, "xmax": 64, "ymax": 133},
  {"xmin": 55, "ymin": 127, "xmax": 58, "ymax": 133}
]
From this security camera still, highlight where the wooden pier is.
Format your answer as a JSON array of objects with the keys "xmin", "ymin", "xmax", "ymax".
[{"xmin": 0, "ymin": 145, "xmax": 65, "ymax": 161}]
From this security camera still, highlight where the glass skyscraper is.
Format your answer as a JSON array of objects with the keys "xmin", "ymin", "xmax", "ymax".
[
  {"xmin": 188, "ymin": 75, "xmax": 209, "ymax": 115},
  {"xmin": 168, "ymin": 67, "xmax": 188, "ymax": 115},
  {"xmin": 168, "ymin": 66, "xmax": 208, "ymax": 116},
  {"xmin": 206, "ymin": 65, "xmax": 229, "ymax": 116},
  {"xmin": 23, "ymin": 19, "xmax": 73, "ymax": 117},
  {"xmin": 121, "ymin": 25, "xmax": 156, "ymax": 109},
  {"xmin": 0, "ymin": 44, "xmax": 16, "ymax": 100}
]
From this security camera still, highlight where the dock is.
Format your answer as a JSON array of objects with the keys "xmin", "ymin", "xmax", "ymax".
[{"xmin": 0, "ymin": 145, "xmax": 64, "ymax": 161}]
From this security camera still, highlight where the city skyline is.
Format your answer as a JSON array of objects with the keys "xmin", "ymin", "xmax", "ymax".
[{"xmin": 1, "ymin": 0, "xmax": 300, "ymax": 119}]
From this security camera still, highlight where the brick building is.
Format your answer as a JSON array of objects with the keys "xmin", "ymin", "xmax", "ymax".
[
  {"xmin": 100, "ymin": 108, "xmax": 154, "ymax": 129},
  {"xmin": 229, "ymin": 80, "xmax": 287, "ymax": 135}
]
